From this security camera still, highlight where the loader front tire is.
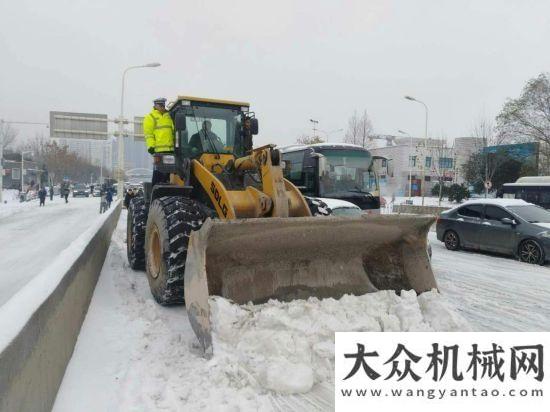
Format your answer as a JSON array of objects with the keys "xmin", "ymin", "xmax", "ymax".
[
  {"xmin": 145, "ymin": 196, "xmax": 212, "ymax": 305},
  {"xmin": 127, "ymin": 195, "xmax": 147, "ymax": 270}
]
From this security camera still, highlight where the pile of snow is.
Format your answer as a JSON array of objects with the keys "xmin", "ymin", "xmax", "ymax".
[
  {"xmin": 0, "ymin": 189, "xmax": 38, "ymax": 219},
  {"xmin": 1, "ymin": 189, "xmax": 20, "ymax": 203},
  {"xmin": 209, "ymin": 290, "xmax": 470, "ymax": 397},
  {"xmin": 54, "ymin": 212, "xmax": 471, "ymax": 412},
  {"xmin": 382, "ymin": 195, "xmax": 458, "ymax": 208}
]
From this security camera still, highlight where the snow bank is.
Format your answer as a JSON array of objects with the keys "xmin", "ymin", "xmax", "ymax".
[
  {"xmin": 0, "ymin": 201, "xmax": 120, "ymax": 351},
  {"xmin": 0, "ymin": 189, "xmax": 39, "ymax": 219},
  {"xmin": 208, "ymin": 289, "xmax": 471, "ymax": 397}
]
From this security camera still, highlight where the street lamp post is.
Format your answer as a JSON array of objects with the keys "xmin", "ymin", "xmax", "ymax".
[
  {"xmin": 117, "ymin": 62, "xmax": 161, "ymax": 199},
  {"xmin": 398, "ymin": 129, "xmax": 413, "ymax": 199},
  {"xmin": 319, "ymin": 128, "xmax": 343, "ymax": 143},
  {"xmin": 20, "ymin": 150, "xmax": 33, "ymax": 194},
  {"xmin": 404, "ymin": 95, "xmax": 429, "ymax": 206},
  {"xmin": 309, "ymin": 119, "xmax": 319, "ymax": 141}
]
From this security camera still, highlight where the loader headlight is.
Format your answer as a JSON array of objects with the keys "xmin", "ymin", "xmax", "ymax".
[{"xmin": 162, "ymin": 155, "xmax": 176, "ymax": 165}]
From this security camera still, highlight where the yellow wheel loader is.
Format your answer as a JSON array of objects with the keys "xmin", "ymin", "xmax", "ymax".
[{"xmin": 126, "ymin": 96, "xmax": 437, "ymax": 357}]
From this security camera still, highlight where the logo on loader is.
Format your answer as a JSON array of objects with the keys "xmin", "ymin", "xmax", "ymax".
[{"xmin": 210, "ymin": 181, "xmax": 229, "ymax": 217}]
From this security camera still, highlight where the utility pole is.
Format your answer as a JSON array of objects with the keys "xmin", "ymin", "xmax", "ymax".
[
  {"xmin": 20, "ymin": 150, "xmax": 33, "ymax": 195},
  {"xmin": 319, "ymin": 128, "xmax": 343, "ymax": 143},
  {"xmin": 309, "ymin": 119, "xmax": 319, "ymax": 141},
  {"xmin": 404, "ymin": 96, "xmax": 429, "ymax": 206},
  {"xmin": 398, "ymin": 130, "xmax": 413, "ymax": 199},
  {"xmin": 118, "ymin": 63, "xmax": 160, "ymax": 199}
]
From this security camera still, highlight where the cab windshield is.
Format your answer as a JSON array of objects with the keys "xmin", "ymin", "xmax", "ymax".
[
  {"xmin": 181, "ymin": 106, "xmax": 244, "ymax": 157},
  {"xmin": 316, "ymin": 149, "xmax": 378, "ymax": 197}
]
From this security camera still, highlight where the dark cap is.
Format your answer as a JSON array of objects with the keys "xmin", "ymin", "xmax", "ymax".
[{"xmin": 153, "ymin": 97, "xmax": 167, "ymax": 105}]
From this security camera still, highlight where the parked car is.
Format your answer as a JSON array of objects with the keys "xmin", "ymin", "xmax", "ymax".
[
  {"xmin": 436, "ymin": 198, "xmax": 550, "ymax": 265},
  {"xmin": 92, "ymin": 188, "xmax": 101, "ymax": 197},
  {"xmin": 72, "ymin": 183, "xmax": 89, "ymax": 197},
  {"xmin": 320, "ymin": 198, "xmax": 362, "ymax": 217}
]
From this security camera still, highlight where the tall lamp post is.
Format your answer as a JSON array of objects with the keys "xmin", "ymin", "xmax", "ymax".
[
  {"xmin": 398, "ymin": 129, "xmax": 413, "ymax": 199},
  {"xmin": 404, "ymin": 95, "xmax": 429, "ymax": 206},
  {"xmin": 117, "ymin": 62, "xmax": 161, "ymax": 199},
  {"xmin": 20, "ymin": 150, "xmax": 33, "ymax": 194},
  {"xmin": 319, "ymin": 128, "xmax": 343, "ymax": 143},
  {"xmin": 309, "ymin": 119, "xmax": 319, "ymax": 141}
]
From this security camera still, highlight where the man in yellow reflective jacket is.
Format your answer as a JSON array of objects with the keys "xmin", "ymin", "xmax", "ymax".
[
  {"xmin": 144, "ymin": 98, "xmax": 174, "ymax": 185},
  {"xmin": 144, "ymin": 97, "xmax": 174, "ymax": 154}
]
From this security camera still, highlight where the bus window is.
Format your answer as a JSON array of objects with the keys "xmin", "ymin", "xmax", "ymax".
[
  {"xmin": 281, "ymin": 151, "xmax": 305, "ymax": 184},
  {"xmin": 524, "ymin": 189, "xmax": 539, "ymax": 204}
]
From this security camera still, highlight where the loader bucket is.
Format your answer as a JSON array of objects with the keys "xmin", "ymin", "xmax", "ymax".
[{"xmin": 184, "ymin": 214, "xmax": 436, "ymax": 357}]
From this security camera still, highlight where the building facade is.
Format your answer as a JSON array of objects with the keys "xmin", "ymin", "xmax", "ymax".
[{"xmin": 370, "ymin": 136, "xmax": 482, "ymax": 197}]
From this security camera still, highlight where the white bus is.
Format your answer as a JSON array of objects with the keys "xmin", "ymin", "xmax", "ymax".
[{"xmin": 500, "ymin": 176, "xmax": 550, "ymax": 209}]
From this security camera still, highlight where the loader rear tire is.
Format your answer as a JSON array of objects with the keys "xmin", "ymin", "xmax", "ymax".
[
  {"xmin": 145, "ymin": 196, "xmax": 213, "ymax": 305},
  {"xmin": 127, "ymin": 195, "xmax": 147, "ymax": 270}
]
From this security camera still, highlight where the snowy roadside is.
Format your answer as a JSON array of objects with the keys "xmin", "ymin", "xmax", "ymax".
[
  {"xmin": 54, "ymin": 211, "xmax": 470, "ymax": 412},
  {"xmin": 0, "ymin": 201, "xmax": 119, "ymax": 352},
  {"xmin": 429, "ymin": 231, "xmax": 550, "ymax": 331},
  {"xmin": 0, "ymin": 189, "xmax": 40, "ymax": 219}
]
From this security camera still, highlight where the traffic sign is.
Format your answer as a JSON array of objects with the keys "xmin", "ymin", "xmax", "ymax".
[
  {"xmin": 484, "ymin": 180, "xmax": 492, "ymax": 190},
  {"xmin": 50, "ymin": 111, "xmax": 108, "ymax": 140}
]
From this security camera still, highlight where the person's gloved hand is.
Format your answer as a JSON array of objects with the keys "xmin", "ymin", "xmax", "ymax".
[{"xmin": 148, "ymin": 147, "xmax": 155, "ymax": 154}]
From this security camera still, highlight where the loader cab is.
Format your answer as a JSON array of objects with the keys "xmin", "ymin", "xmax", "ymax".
[
  {"xmin": 281, "ymin": 143, "xmax": 381, "ymax": 211},
  {"xmin": 170, "ymin": 96, "xmax": 258, "ymax": 160}
]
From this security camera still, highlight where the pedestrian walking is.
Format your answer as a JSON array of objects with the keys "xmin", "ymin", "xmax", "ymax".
[
  {"xmin": 61, "ymin": 181, "xmax": 70, "ymax": 203},
  {"xmin": 106, "ymin": 187, "xmax": 113, "ymax": 209},
  {"xmin": 38, "ymin": 186, "xmax": 47, "ymax": 207},
  {"xmin": 99, "ymin": 190, "xmax": 107, "ymax": 214}
]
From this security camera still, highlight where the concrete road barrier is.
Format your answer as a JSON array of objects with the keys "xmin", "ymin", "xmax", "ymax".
[
  {"xmin": 392, "ymin": 204, "xmax": 450, "ymax": 215},
  {"xmin": 0, "ymin": 203, "xmax": 121, "ymax": 412}
]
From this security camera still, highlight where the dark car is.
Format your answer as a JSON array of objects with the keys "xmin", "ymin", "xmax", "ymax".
[
  {"xmin": 72, "ymin": 183, "xmax": 89, "ymax": 197},
  {"xmin": 436, "ymin": 199, "xmax": 550, "ymax": 265}
]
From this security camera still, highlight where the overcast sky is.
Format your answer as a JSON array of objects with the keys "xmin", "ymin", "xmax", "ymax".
[{"xmin": 1, "ymin": 0, "xmax": 549, "ymax": 146}]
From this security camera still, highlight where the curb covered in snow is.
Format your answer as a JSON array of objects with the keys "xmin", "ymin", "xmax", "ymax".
[{"xmin": 0, "ymin": 202, "xmax": 121, "ymax": 412}]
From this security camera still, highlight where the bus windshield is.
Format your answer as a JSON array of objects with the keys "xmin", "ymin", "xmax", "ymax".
[{"xmin": 316, "ymin": 149, "xmax": 378, "ymax": 197}]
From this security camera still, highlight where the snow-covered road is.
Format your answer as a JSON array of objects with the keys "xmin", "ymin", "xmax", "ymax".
[
  {"xmin": 0, "ymin": 196, "xmax": 104, "ymax": 306},
  {"xmin": 429, "ymin": 231, "xmax": 550, "ymax": 331}
]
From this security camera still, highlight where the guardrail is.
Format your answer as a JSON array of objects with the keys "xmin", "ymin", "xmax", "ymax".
[{"xmin": 0, "ymin": 202, "xmax": 121, "ymax": 412}]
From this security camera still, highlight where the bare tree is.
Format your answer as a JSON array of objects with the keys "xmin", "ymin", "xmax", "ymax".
[
  {"xmin": 496, "ymin": 72, "xmax": 550, "ymax": 173},
  {"xmin": 471, "ymin": 115, "xmax": 509, "ymax": 196},
  {"xmin": 343, "ymin": 110, "xmax": 373, "ymax": 148},
  {"xmin": 428, "ymin": 135, "xmax": 453, "ymax": 203},
  {"xmin": 0, "ymin": 122, "xmax": 18, "ymax": 151},
  {"xmin": 496, "ymin": 72, "xmax": 550, "ymax": 144},
  {"xmin": 295, "ymin": 134, "xmax": 324, "ymax": 145}
]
